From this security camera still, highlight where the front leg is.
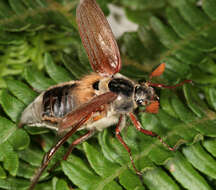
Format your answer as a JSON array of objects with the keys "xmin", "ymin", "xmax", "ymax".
[{"xmin": 129, "ymin": 112, "xmax": 176, "ymax": 151}]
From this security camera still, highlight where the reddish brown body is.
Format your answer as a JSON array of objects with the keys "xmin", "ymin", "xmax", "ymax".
[{"xmin": 18, "ymin": 0, "xmax": 191, "ymax": 189}]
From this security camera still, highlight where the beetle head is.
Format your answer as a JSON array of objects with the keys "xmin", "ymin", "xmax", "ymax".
[{"xmin": 134, "ymin": 82, "xmax": 159, "ymax": 107}]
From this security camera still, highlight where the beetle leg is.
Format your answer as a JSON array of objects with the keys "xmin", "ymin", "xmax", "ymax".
[
  {"xmin": 115, "ymin": 115, "xmax": 142, "ymax": 176},
  {"xmin": 129, "ymin": 113, "xmax": 176, "ymax": 151},
  {"xmin": 48, "ymin": 130, "xmax": 96, "ymax": 174},
  {"xmin": 63, "ymin": 130, "xmax": 96, "ymax": 160},
  {"xmin": 29, "ymin": 114, "xmax": 91, "ymax": 190}
]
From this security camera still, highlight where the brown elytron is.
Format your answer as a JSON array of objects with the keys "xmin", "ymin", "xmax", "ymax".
[
  {"xmin": 18, "ymin": 0, "xmax": 191, "ymax": 189},
  {"xmin": 76, "ymin": 0, "xmax": 121, "ymax": 76}
]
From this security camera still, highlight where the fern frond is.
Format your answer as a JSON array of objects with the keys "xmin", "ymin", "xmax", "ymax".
[{"xmin": 0, "ymin": 0, "xmax": 216, "ymax": 190}]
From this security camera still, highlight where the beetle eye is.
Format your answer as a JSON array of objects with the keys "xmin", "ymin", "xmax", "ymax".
[{"xmin": 137, "ymin": 99, "xmax": 143, "ymax": 105}]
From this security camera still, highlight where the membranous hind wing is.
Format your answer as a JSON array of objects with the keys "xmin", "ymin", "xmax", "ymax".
[{"xmin": 76, "ymin": 0, "xmax": 121, "ymax": 76}]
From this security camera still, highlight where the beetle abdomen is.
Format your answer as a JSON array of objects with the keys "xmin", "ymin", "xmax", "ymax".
[{"xmin": 42, "ymin": 84, "xmax": 77, "ymax": 118}]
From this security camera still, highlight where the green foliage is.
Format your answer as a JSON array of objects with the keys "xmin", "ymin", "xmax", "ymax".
[{"xmin": 0, "ymin": 0, "xmax": 216, "ymax": 190}]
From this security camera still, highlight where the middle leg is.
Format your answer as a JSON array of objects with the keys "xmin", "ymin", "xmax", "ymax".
[{"xmin": 115, "ymin": 115, "xmax": 142, "ymax": 175}]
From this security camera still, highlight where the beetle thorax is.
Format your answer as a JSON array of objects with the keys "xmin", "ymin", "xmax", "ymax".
[{"xmin": 107, "ymin": 76, "xmax": 135, "ymax": 113}]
